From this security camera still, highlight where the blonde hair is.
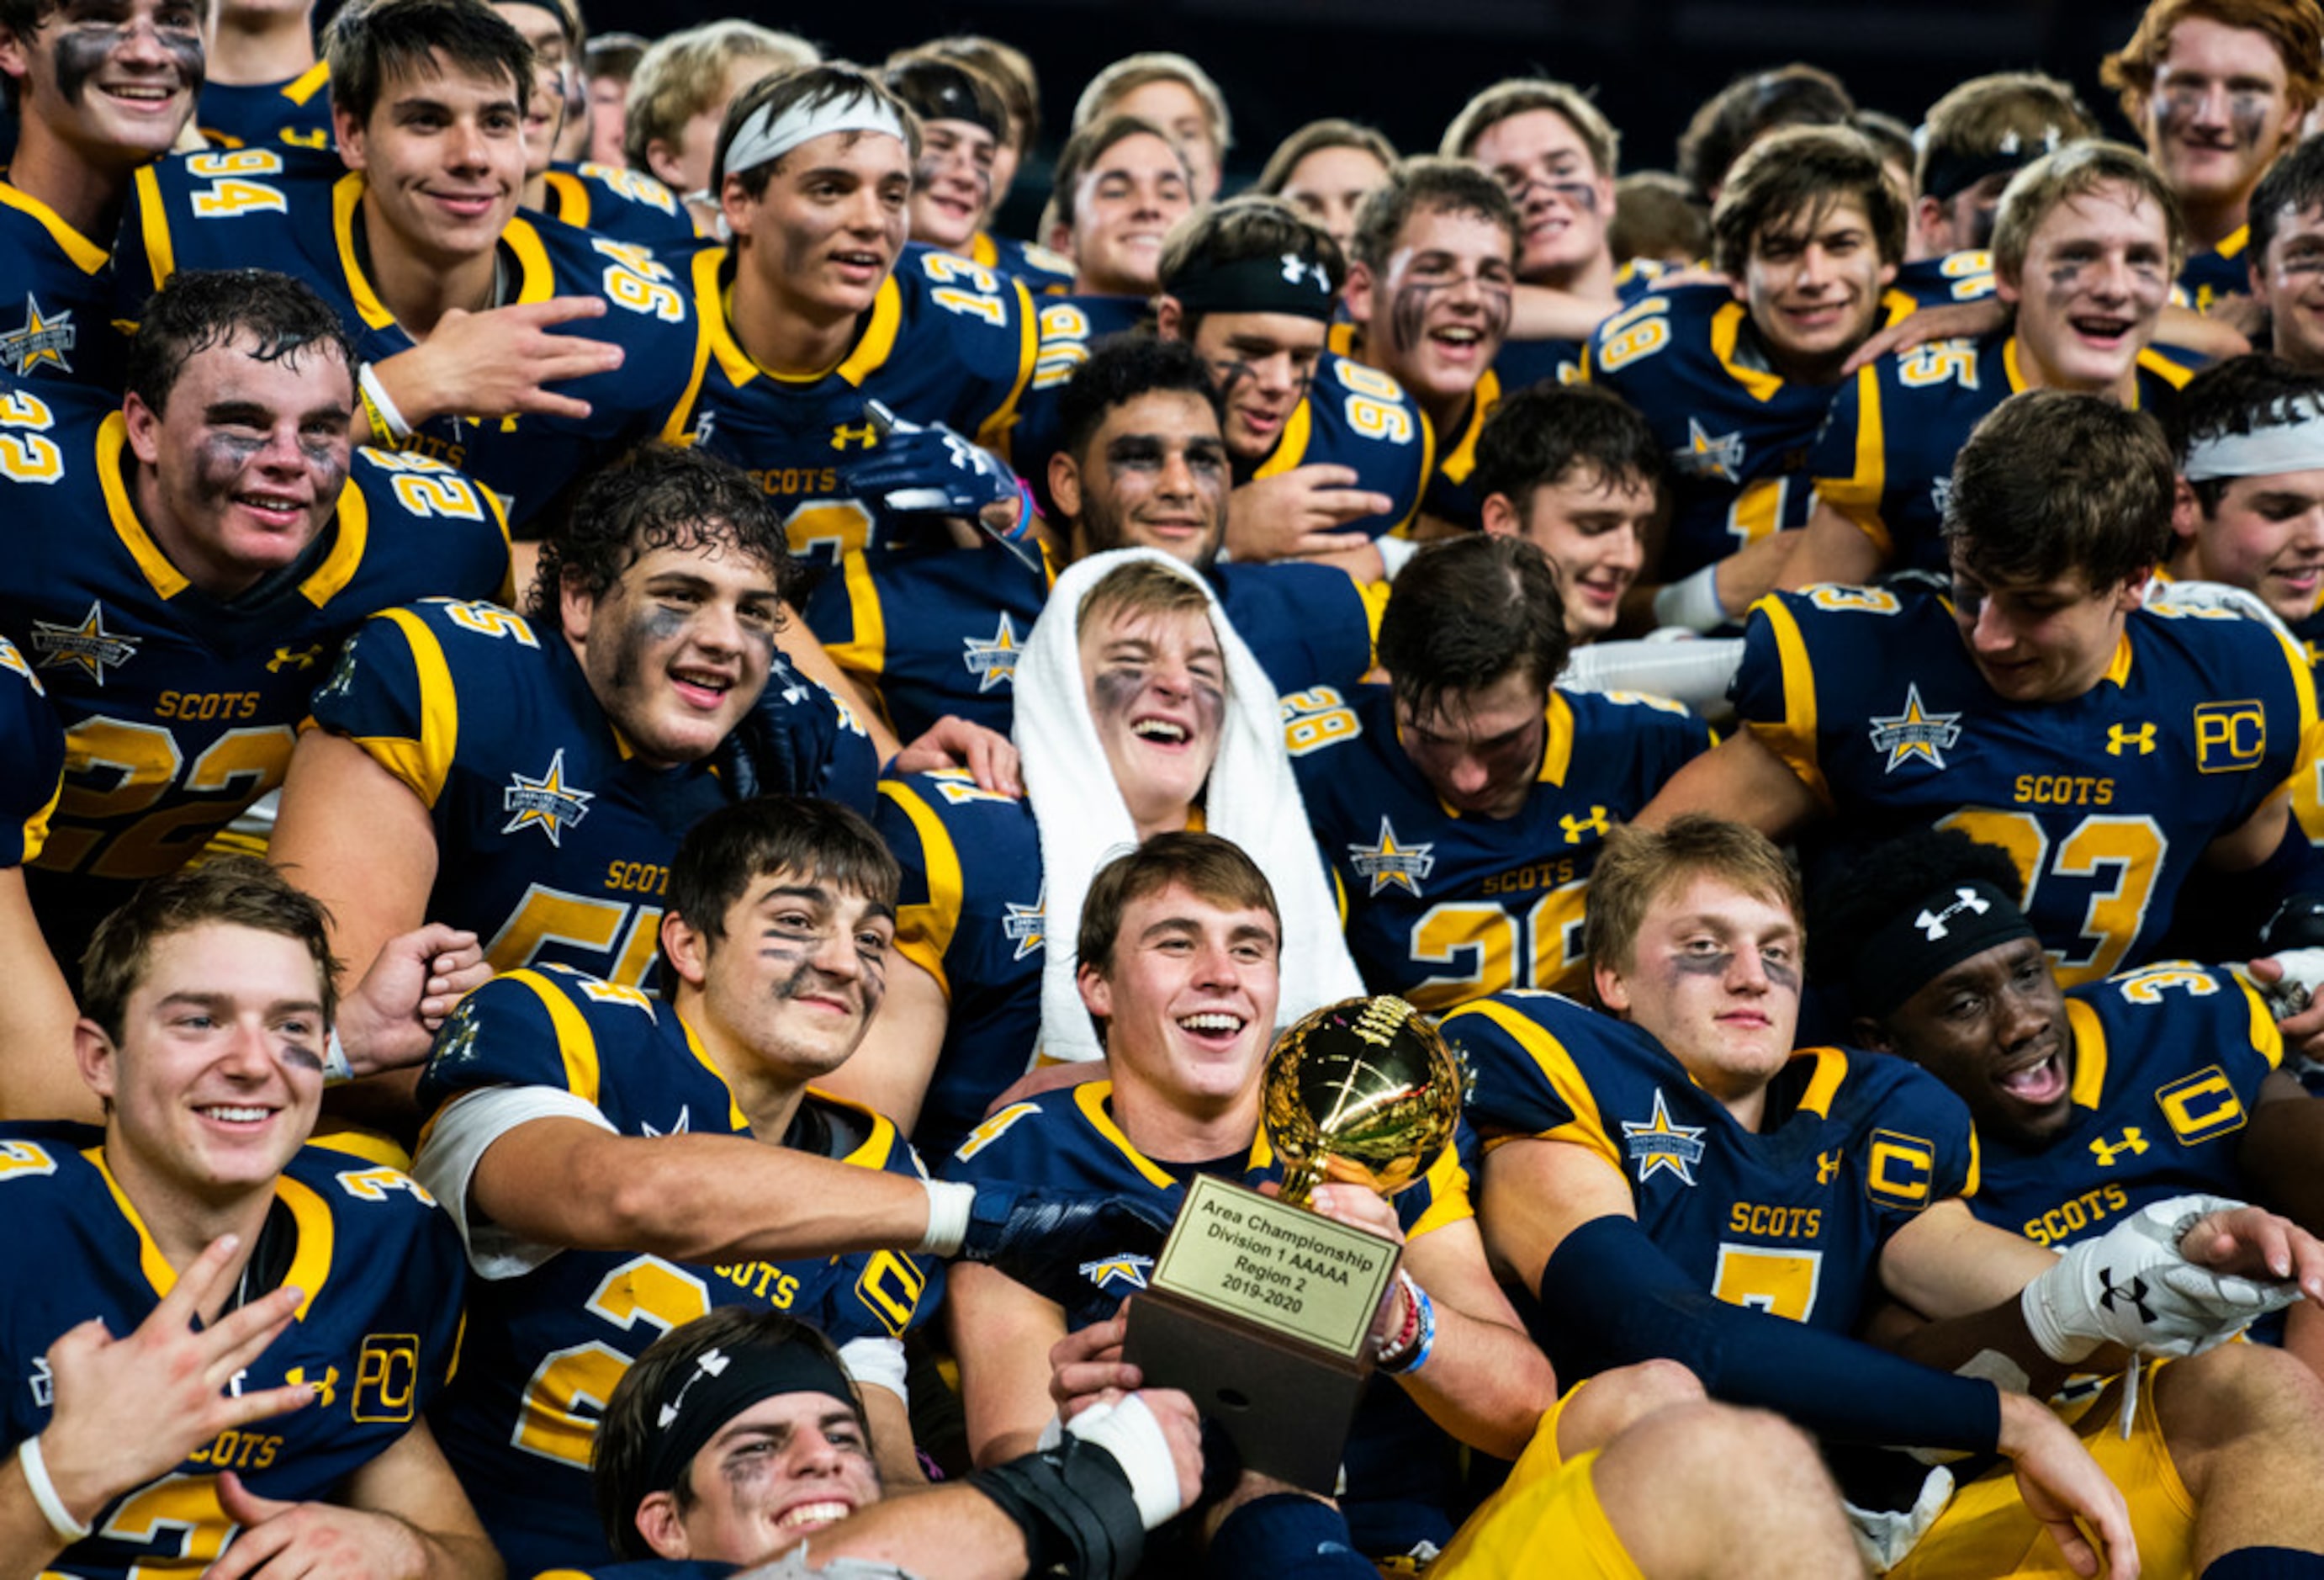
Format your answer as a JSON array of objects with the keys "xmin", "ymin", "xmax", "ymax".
[{"xmin": 622, "ymin": 20, "xmax": 818, "ymax": 172}]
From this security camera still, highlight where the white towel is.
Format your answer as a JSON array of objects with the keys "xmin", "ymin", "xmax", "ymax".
[{"xmin": 1013, "ymin": 548, "xmax": 1363, "ymax": 1064}]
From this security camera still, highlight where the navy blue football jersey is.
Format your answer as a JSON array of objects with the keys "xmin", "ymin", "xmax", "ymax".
[
  {"xmin": 533, "ymin": 163, "xmax": 697, "ymax": 252},
  {"xmin": 1288, "ymin": 681, "xmax": 1710, "ymax": 1007},
  {"xmin": 1968, "ymin": 962, "xmax": 2281, "ymax": 1248},
  {"xmin": 0, "ymin": 183, "xmax": 126, "ymax": 390},
  {"xmin": 416, "ymin": 966, "xmax": 936, "ymax": 1574},
  {"xmin": 1893, "ymin": 250, "xmax": 1998, "ymax": 308},
  {"xmin": 1586, "ymin": 281, "xmax": 1916, "ymax": 581},
  {"xmin": 970, "ymin": 231, "xmax": 1077, "ymax": 294},
  {"xmin": 1734, "ymin": 586, "xmax": 2322, "ymax": 984},
  {"xmin": 968, "ymin": 292, "xmax": 1141, "ymax": 517},
  {"xmin": 673, "ymin": 243, "xmax": 1036, "ymax": 570},
  {"xmin": 0, "ymin": 1130, "xmax": 465, "ymax": 1580},
  {"xmin": 810, "ymin": 541, "xmax": 1383, "ymax": 741},
  {"xmin": 0, "ymin": 394, "xmax": 511, "ymax": 958},
  {"xmin": 874, "ymin": 770, "xmax": 1046, "ymax": 1158},
  {"xmin": 118, "ymin": 147, "xmax": 707, "ymax": 528},
  {"xmin": 197, "ymin": 64, "xmax": 335, "ymax": 153},
  {"xmin": 0, "ymin": 634, "xmax": 64, "ymax": 868},
  {"xmin": 1810, "ymin": 334, "xmax": 2193, "ymax": 576},
  {"xmin": 2176, "ymin": 226, "xmax": 2251, "ymax": 314},
  {"xmin": 940, "ymin": 1079, "xmax": 1480, "ymax": 1558},
  {"xmin": 1490, "ymin": 259, "xmax": 1671, "ymax": 392},
  {"xmin": 1447, "ymin": 989, "xmax": 1976, "ymax": 1368},
  {"xmin": 304, "ymin": 597, "xmax": 876, "ymax": 987}
]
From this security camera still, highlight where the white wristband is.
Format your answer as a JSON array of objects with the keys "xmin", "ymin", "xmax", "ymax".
[
  {"xmin": 17, "ymin": 1436, "xmax": 92, "ymax": 1543},
  {"xmin": 919, "ymin": 1178, "xmax": 973, "ymax": 1257},
  {"xmin": 1062, "ymin": 1395, "xmax": 1181, "ymax": 1531},
  {"xmin": 1374, "ymin": 534, "xmax": 1421, "ymax": 579},
  {"xmin": 323, "ymin": 1028, "xmax": 356, "ymax": 1086},
  {"xmin": 357, "ymin": 362, "xmax": 412, "ymax": 444},
  {"xmin": 1651, "ymin": 562, "xmax": 1728, "ymax": 633}
]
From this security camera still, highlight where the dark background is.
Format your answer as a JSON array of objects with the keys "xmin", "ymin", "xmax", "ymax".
[{"xmin": 573, "ymin": 0, "xmax": 2159, "ymax": 231}]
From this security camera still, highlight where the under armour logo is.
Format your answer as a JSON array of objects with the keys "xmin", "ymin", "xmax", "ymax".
[
  {"xmin": 2099, "ymin": 1269, "xmax": 2155, "ymax": 1325},
  {"xmin": 658, "ymin": 1345, "xmax": 732, "ymax": 1428},
  {"xmin": 2088, "ymin": 1128, "xmax": 2148, "ymax": 1167},
  {"xmin": 2106, "ymin": 723, "xmax": 2156, "ymax": 756},
  {"xmin": 1816, "ymin": 1148, "xmax": 1843, "ymax": 1185},
  {"xmin": 267, "ymin": 643, "xmax": 324, "ymax": 673},
  {"xmin": 1278, "ymin": 252, "xmax": 1331, "ymax": 293},
  {"xmin": 1560, "ymin": 807, "xmax": 1611, "ymax": 845},
  {"xmin": 1915, "ymin": 886, "xmax": 1991, "ymax": 941},
  {"xmin": 829, "ymin": 422, "xmax": 879, "ymax": 450}
]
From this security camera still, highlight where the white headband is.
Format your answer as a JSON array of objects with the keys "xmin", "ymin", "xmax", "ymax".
[
  {"xmin": 720, "ymin": 90, "xmax": 908, "ymax": 182},
  {"xmin": 2184, "ymin": 398, "xmax": 2324, "ymax": 481}
]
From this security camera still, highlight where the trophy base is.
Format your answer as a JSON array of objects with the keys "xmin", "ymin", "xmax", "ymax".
[{"xmin": 1124, "ymin": 1285, "xmax": 1372, "ymax": 1495}]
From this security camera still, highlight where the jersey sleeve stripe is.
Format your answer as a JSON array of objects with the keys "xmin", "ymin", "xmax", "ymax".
[
  {"xmin": 827, "ymin": 554, "xmax": 888, "ymax": 680},
  {"xmin": 2237, "ymin": 975, "xmax": 2285, "ymax": 1071},
  {"xmin": 879, "ymin": 781, "xmax": 961, "ymax": 994},
  {"xmin": 974, "ymin": 276, "xmax": 1040, "ymax": 459},
  {"xmin": 2065, "ymin": 998, "xmax": 2109, "ymax": 1111},
  {"xmin": 1744, "ymin": 596, "xmax": 1830, "ymax": 806},
  {"xmin": 363, "ymin": 607, "xmax": 462, "ymax": 807},
  {"xmin": 1453, "ymin": 1000, "xmax": 1622, "ymax": 1170},
  {"xmin": 1407, "ymin": 1143, "xmax": 1477, "ymax": 1239},
  {"xmin": 506, "ymin": 968, "xmax": 606, "ymax": 1107},
  {"xmin": 297, "ymin": 476, "xmax": 370, "ymax": 606},
  {"xmin": 19, "ymin": 774, "xmax": 60, "ymax": 864}
]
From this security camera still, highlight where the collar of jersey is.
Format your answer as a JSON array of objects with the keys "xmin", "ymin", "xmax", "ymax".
[
  {"xmin": 1936, "ymin": 595, "xmax": 2136, "ymax": 689},
  {"xmin": 1077, "ymin": 1079, "xmax": 1270, "ymax": 1190},
  {"xmin": 1718, "ymin": 291, "xmax": 1915, "ymax": 401},
  {"xmin": 1249, "ymin": 396, "xmax": 1315, "ymax": 481},
  {"xmin": 1437, "ymin": 368, "xmax": 1498, "ymax": 486},
  {"xmin": 86, "ymin": 1145, "xmax": 328, "ymax": 1319},
  {"xmin": 701, "ymin": 244, "xmax": 903, "ymax": 388},
  {"xmin": 98, "ymin": 411, "xmax": 368, "ymax": 605},
  {"xmin": 0, "ymin": 179, "xmax": 109, "ymax": 274},
  {"xmin": 673, "ymin": 1015, "xmax": 753, "ymax": 1131},
  {"xmin": 2211, "ymin": 225, "xmax": 2249, "ymax": 262},
  {"xmin": 334, "ymin": 173, "xmax": 553, "ymax": 333}
]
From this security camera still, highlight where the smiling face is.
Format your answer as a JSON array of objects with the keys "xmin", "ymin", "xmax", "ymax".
[
  {"xmin": 1948, "ymin": 554, "xmax": 2142, "ymax": 703},
  {"xmin": 675, "ymin": 866, "xmax": 892, "ymax": 1090},
  {"xmin": 1871, "ymin": 935, "xmax": 2074, "ymax": 1145},
  {"xmin": 2182, "ymin": 469, "xmax": 2324, "ymax": 620},
  {"xmin": 337, "ymin": 52, "xmax": 527, "ymax": 270},
  {"xmin": 2138, "ymin": 14, "xmax": 2298, "ymax": 218},
  {"xmin": 1061, "ymin": 129, "xmax": 1192, "ymax": 295},
  {"xmin": 2255, "ymin": 198, "xmax": 2324, "ymax": 369},
  {"xmin": 124, "ymin": 333, "xmax": 354, "ymax": 599},
  {"xmin": 0, "ymin": 0, "xmax": 204, "ymax": 172},
  {"xmin": 488, "ymin": 0, "xmax": 569, "ymax": 183},
  {"xmin": 1054, "ymin": 389, "xmax": 1231, "ymax": 567},
  {"xmin": 564, "ymin": 536, "xmax": 780, "ymax": 768},
  {"xmin": 1469, "ymin": 108, "xmax": 1613, "ymax": 284},
  {"xmin": 1079, "ymin": 879, "xmax": 1280, "ymax": 1114},
  {"xmin": 1278, "ymin": 141, "xmax": 1389, "ymax": 250},
  {"xmin": 79, "ymin": 922, "xmax": 326, "ymax": 1211},
  {"xmin": 1739, "ymin": 195, "xmax": 1896, "ymax": 383},
  {"xmin": 1182, "ymin": 310, "xmax": 1326, "ymax": 464},
  {"xmin": 2004, "ymin": 183, "xmax": 2171, "ymax": 395},
  {"xmin": 1078, "ymin": 597, "xmax": 1226, "ymax": 835},
  {"xmin": 727, "ymin": 127, "xmax": 912, "ymax": 331},
  {"xmin": 1395, "ymin": 667, "xmax": 1548, "ymax": 820},
  {"xmin": 1485, "ymin": 464, "xmax": 1652, "ymax": 641},
  {"xmin": 654, "ymin": 1392, "xmax": 881, "ymax": 1561},
  {"xmin": 909, "ymin": 116, "xmax": 996, "ymax": 250},
  {"xmin": 1593, "ymin": 873, "xmax": 1802, "ymax": 1116},
  {"xmin": 1350, "ymin": 202, "xmax": 1517, "ymax": 417}
]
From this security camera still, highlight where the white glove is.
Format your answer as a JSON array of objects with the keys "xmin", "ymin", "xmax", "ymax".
[
  {"xmin": 1843, "ymin": 1465, "xmax": 1954, "ymax": 1573},
  {"xmin": 2254, "ymin": 946, "xmax": 2324, "ymax": 1021},
  {"xmin": 2022, "ymin": 1194, "xmax": 2301, "ymax": 1362}
]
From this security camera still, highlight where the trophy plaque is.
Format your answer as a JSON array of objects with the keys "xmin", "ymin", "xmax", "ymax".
[{"xmin": 1122, "ymin": 995, "xmax": 1462, "ymax": 1493}]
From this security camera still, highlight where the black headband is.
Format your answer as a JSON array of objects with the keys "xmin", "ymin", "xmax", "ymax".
[
  {"xmin": 1845, "ymin": 878, "xmax": 2035, "ymax": 1021},
  {"xmin": 889, "ymin": 62, "xmax": 1005, "ymax": 141},
  {"xmin": 1167, "ymin": 251, "xmax": 1338, "ymax": 322},
  {"xmin": 1920, "ymin": 125, "xmax": 2069, "ymax": 204},
  {"xmin": 638, "ymin": 1338, "xmax": 859, "ymax": 1497}
]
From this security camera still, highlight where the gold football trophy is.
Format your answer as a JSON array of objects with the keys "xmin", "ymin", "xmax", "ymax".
[{"xmin": 1121, "ymin": 995, "xmax": 1464, "ymax": 1493}]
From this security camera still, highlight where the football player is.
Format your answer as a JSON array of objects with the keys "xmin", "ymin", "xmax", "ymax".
[
  {"xmin": 407, "ymin": 798, "xmax": 940, "ymax": 1572},
  {"xmin": 894, "ymin": 34, "xmax": 1077, "ymax": 293},
  {"xmin": 1474, "ymin": 382, "xmax": 1665, "ymax": 642},
  {"xmin": 882, "ymin": 56, "xmax": 1007, "ymax": 260},
  {"xmin": 1674, "ymin": 62, "xmax": 1854, "ymax": 206},
  {"xmin": 0, "ymin": 859, "xmax": 492, "ymax": 1580},
  {"xmin": 1043, "ymin": 113, "xmax": 1196, "ymax": 300},
  {"xmin": 118, "ymin": 0, "xmax": 705, "ymax": 533},
  {"xmin": 2165, "ymin": 353, "xmax": 2324, "ymax": 649},
  {"xmin": 942, "ymin": 834, "xmax": 1554, "ymax": 1569},
  {"xmin": 2247, "ymin": 132, "xmax": 2324, "ymax": 372},
  {"xmin": 1453, "ymin": 814, "xmax": 2324, "ymax": 1580},
  {"xmin": 198, "ymin": 0, "xmax": 331, "ymax": 151},
  {"xmin": 621, "ymin": 20, "xmax": 817, "ymax": 237},
  {"xmin": 0, "ymin": 0, "xmax": 200, "ymax": 390},
  {"xmin": 670, "ymin": 62, "xmax": 1040, "ymax": 571},
  {"xmin": 1252, "ymin": 117, "xmax": 1396, "ymax": 252},
  {"xmin": 0, "ymin": 268, "xmax": 510, "ymax": 982},
  {"xmin": 1906, "ymin": 73, "xmax": 2097, "ymax": 268},
  {"xmin": 587, "ymin": 1307, "xmax": 1203, "ymax": 1580},
  {"xmin": 1291, "ymin": 535, "xmax": 1708, "ymax": 1008},
  {"xmin": 0, "ymin": 635, "xmax": 71, "ymax": 1118},
  {"xmin": 1586, "ymin": 125, "xmax": 1912, "ymax": 630},
  {"xmin": 1787, "ymin": 141, "xmax": 2193, "ymax": 589},
  {"xmin": 1339, "ymin": 156, "xmax": 1520, "ymax": 536},
  {"xmin": 1068, "ymin": 51, "xmax": 1229, "ymax": 204},
  {"xmin": 2100, "ymin": 0, "xmax": 2321, "ymax": 315},
  {"xmin": 1644, "ymin": 392, "xmax": 2324, "ymax": 987},
  {"xmin": 832, "ymin": 550, "xmax": 1361, "ymax": 1159},
  {"xmin": 268, "ymin": 443, "xmax": 876, "ymax": 1005}
]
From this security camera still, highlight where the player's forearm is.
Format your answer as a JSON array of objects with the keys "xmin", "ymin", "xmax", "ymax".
[
  {"xmin": 2238, "ymin": 1088, "xmax": 2324, "ymax": 1235},
  {"xmin": 1508, "ymin": 283, "xmax": 1618, "ymax": 342},
  {"xmin": 1389, "ymin": 1302, "xmax": 1556, "ymax": 1461},
  {"xmin": 786, "ymin": 1484, "xmax": 1031, "ymax": 1580},
  {"xmin": 0, "ymin": 1447, "xmax": 80, "ymax": 1580},
  {"xmin": 1875, "ymin": 1296, "xmax": 2087, "ymax": 1401},
  {"xmin": 401, "ymin": 1520, "xmax": 500, "ymax": 1580}
]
